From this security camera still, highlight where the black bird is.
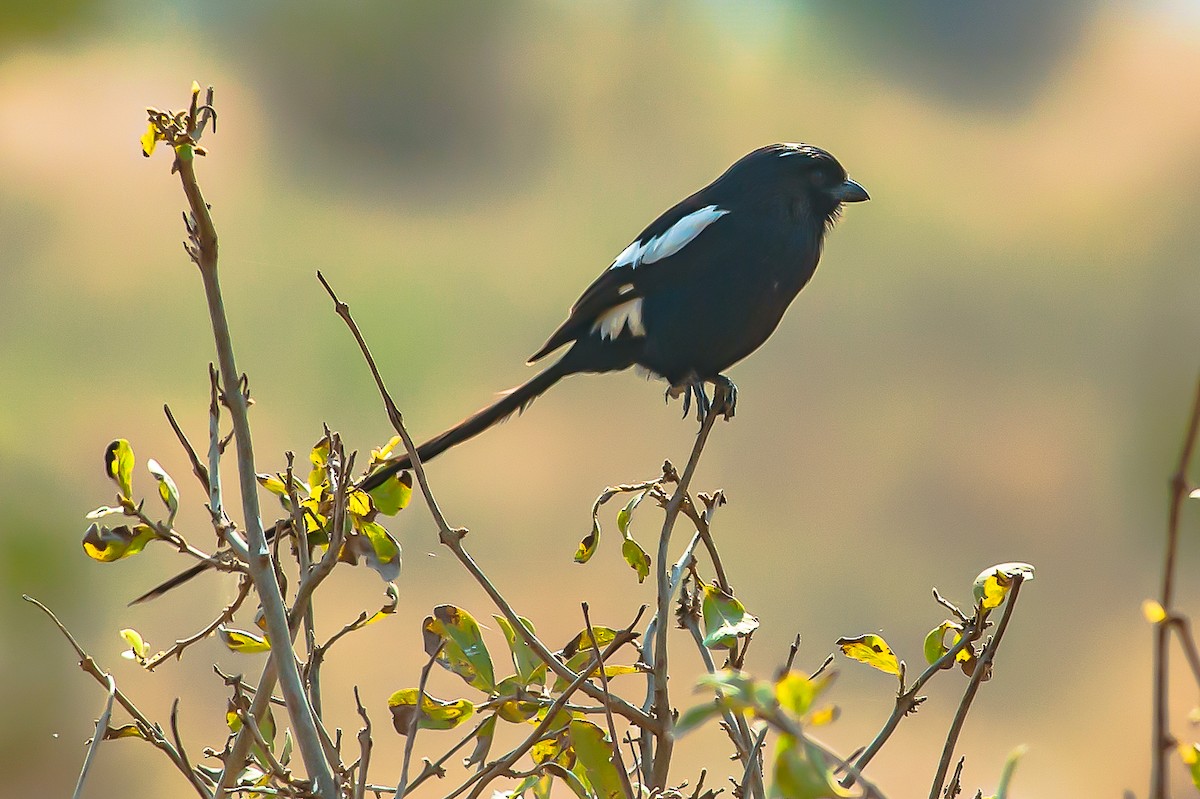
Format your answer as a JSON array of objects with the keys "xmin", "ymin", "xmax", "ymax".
[
  {"xmin": 368, "ymin": 142, "xmax": 866, "ymax": 483},
  {"xmin": 131, "ymin": 143, "xmax": 866, "ymax": 603}
]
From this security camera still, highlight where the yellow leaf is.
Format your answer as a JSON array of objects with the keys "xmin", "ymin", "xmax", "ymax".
[
  {"xmin": 836, "ymin": 633, "xmax": 901, "ymax": 677},
  {"xmin": 104, "ymin": 439, "xmax": 135, "ymax": 499},
  {"xmin": 82, "ymin": 523, "xmax": 155, "ymax": 562},
  {"xmin": 218, "ymin": 626, "xmax": 271, "ymax": 653},
  {"xmin": 119, "ymin": 628, "xmax": 149, "ymax": 659},
  {"xmin": 140, "ymin": 121, "xmax": 158, "ymax": 157},
  {"xmin": 387, "ymin": 689, "xmax": 475, "ymax": 733},
  {"xmin": 973, "ymin": 562, "xmax": 1034, "ymax": 612},
  {"xmin": 1143, "ymin": 599, "xmax": 1168, "ymax": 624}
]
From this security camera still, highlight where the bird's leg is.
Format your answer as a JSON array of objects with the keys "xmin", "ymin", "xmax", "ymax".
[
  {"xmin": 710, "ymin": 374, "xmax": 737, "ymax": 420},
  {"xmin": 688, "ymin": 377, "xmax": 712, "ymax": 423}
]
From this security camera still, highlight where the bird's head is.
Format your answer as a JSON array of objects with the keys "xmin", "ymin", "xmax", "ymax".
[{"xmin": 725, "ymin": 143, "xmax": 869, "ymax": 226}]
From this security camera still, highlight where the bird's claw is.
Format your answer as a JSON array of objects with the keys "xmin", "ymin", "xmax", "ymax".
[{"xmin": 666, "ymin": 376, "xmax": 737, "ymax": 423}]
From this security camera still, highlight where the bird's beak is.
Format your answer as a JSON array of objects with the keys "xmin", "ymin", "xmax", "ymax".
[{"xmin": 829, "ymin": 178, "xmax": 869, "ymax": 203}]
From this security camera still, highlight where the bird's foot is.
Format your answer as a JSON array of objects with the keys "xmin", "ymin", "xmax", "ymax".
[
  {"xmin": 710, "ymin": 374, "xmax": 737, "ymax": 421},
  {"xmin": 666, "ymin": 376, "xmax": 735, "ymax": 423}
]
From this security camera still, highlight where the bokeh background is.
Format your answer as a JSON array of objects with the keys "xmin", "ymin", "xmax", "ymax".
[{"xmin": 3, "ymin": 1, "xmax": 1200, "ymax": 796}]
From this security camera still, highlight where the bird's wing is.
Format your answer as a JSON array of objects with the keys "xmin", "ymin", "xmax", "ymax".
[{"xmin": 527, "ymin": 197, "xmax": 731, "ymax": 363}]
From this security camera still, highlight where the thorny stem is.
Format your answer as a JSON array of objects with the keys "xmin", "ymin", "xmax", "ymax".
[
  {"xmin": 72, "ymin": 673, "xmax": 115, "ymax": 799},
  {"xmin": 1151, "ymin": 374, "xmax": 1200, "ymax": 799},
  {"xmin": 143, "ymin": 577, "xmax": 252, "ymax": 670},
  {"xmin": 928, "ymin": 578, "xmax": 1026, "ymax": 799}
]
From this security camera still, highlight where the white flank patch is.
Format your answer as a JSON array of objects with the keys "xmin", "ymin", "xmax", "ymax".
[
  {"xmin": 610, "ymin": 205, "xmax": 729, "ymax": 270},
  {"xmin": 592, "ymin": 297, "xmax": 646, "ymax": 340}
]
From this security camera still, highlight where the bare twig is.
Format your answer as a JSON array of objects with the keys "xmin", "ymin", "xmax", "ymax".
[
  {"xmin": 929, "ymin": 578, "xmax": 1027, "ymax": 799},
  {"xmin": 72, "ymin": 673, "xmax": 116, "ymax": 799},
  {"xmin": 318, "ymin": 271, "xmax": 655, "ymax": 731},
  {"xmin": 1151, "ymin": 374, "xmax": 1200, "ymax": 799},
  {"xmin": 451, "ymin": 612, "xmax": 646, "ymax": 799},
  {"xmin": 167, "ymin": 90, "xmax": 333, "ymax": 796},
  {"xmin": 646, "ymin": 402, "xmax": 723, "ymax": 789},
  {"xmin": 353, "ymin": 687, "xmax": 372, "ymax": 799},
  {"xmin": 396, "ymin": 642, "xmax": 444, "ymax": 799},
  {"xmin": 583, "ymin": 602, "xmax": 635, "ymax": 799},
  {"xmin": 164, "ymin": 402, "xmax": 211, "ymax": 494},
  {"xmin": 144, "ymin": 577, "xmax": 251, "ymax": 670},
  {"xmin": 845, "ymin": 607, "xmax": 986, "ymax": 786},
  {"xmin": 24, "ymin": 595, "xmax": 211, "ymax": 798}
]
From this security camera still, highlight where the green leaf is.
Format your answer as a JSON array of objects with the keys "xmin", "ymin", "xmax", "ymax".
[
  {"xmin": 924, "ymin": 621, "xmax": 973, "ymax": 668},
  {"xmin": 368, "ymin": 471, "xmax": 413, "ymax": 516},
  {"xmin": 552, "ymin": 652, "xmax": 637, "ymax": 694},
  {"xmin": 342, "ymin": 520, "xmax": 402, "ymax": 583},
  {"xmin": 104, "ymin": 439, "xmax": 135, "ymax": 499},
  {"xmin": 82, "ymin": 523, "xmax": 155, "ymax": 562},
  {"xmin": 674, "ymin": 700, "xmax": 724, "ymax": 737},
  {"xmin": 621, "ymin": 538, "xmax": 651, "ymax": 583},
  {"xmin": 568, "ymin": 720, "xmax": 625, "ymax": 799},
  {"xmin": 701, "ymin": 583, "xmax": 759, "ymax": 649},
  {"xmin": 424, "ymin": 605, "xmax": 496, "ymax": 692},
  {"xmin": 835, "ymin": 634, "xmax": 901, "ymax": 677},
  {"xmin": 543, "ymin": 762, "xmax": 592, "ymax": 799},
  {"xmin": 616, "ymin": 491, "xmax": 646, "ymax": 537},
  {"xmin": 973, "ymin": 562, "xmax": 1034, "ymax": 612},
  {"xmin": 218, "ymin": 626, "xmax": 270, "ymax": 653},
  {"xmin": 994, "ymin": 744, "xmax": 1027, "ymax": 799},
  {"xmin": 771, "ymin": 733, "xmax": 851, "ymax": 799},
  {"xmin": 147, "ymin": 459, "xmax": 179, "ymax": 520},
  {"xmin": 575, "ymin": 518, "xmax": 600, "ymax": 564},
  {"xmin": 494, "ymin": 614, "xmax": 543, "ymax": 685},
  {"xmin": 696, "ymin": 669, "xmax": 777, "ymax": 713},
  {"xmin": 388, "ymin": 689, "xmax": 475, "ymax": 733}
]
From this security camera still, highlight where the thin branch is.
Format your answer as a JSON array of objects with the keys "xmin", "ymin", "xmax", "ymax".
[
  {"xmin": 1151, "ymin": 373, "xmax": 1200, "ymax": 799},
  {"xmin": 144, "ymin": 577, "xmax": 251, "ymax": 670},
  {"xmin": 319, "ymin": 271, "xmax": 655, "ymax": 731},
  {"xmin": 739, "ymin": 724, "xmax": 770, "ymax": 799},
  {"xmin": 353, "ymin": 687, "xmax": 372, "ymax": 799},
  {"xmin": 929, "ymin": 578, "xmax": 1027, "ymax": 799},
  {"xmin": 396, "ymin": 642, "xmax": 444, "ymax": 799},
  {"xmin": 72, "ymin": 673, "xmax": 115, "ymax": 799},
  {"xmin": 24, "ymin": 595, "xmax": 211, "ymax": 798},
  {"xmin": 452, "ymin": 613, "xmax": 646, "ymax": 799},
  {"xmin": 583, "ymin": 602, "xmax": 635, "ymax": 799},
  {"xmin": 164, "ymin": 402, "xmax": 211, "ymax": 494},
  {"xmin": 845, "ymin": 607, "xmax": 986, "ymax": 786},
  {"xmin": 647, "ymin": 402, "xmax": 723, "ymax": 790}
]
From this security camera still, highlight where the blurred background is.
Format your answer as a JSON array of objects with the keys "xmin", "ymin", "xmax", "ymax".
[{"xmin": 3, "ymin": 0, "xmax": 1200, "ymax": 795}]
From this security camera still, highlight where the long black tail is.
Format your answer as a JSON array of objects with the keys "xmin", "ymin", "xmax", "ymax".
[
  {"xmin": 360, "ymin": 359, "xmax": 570, "ymax": 491},
  {"xmin": 130, "ymin": 361, "xmax": 571, "ymax": 605}
]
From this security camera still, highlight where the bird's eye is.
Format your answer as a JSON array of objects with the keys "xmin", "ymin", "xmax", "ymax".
[{"xmin": 809, "ymin": 169, "xmax": 832, "ymax": 187}]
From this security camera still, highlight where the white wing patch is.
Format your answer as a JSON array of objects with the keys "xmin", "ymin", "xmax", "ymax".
[
  {"xmin": 610, "ymin": 205, "xmax": 729, "ymax": 270},
  {"xmin": 592, "ymin": 297, "xmax": 646, "ymax": 340}
]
